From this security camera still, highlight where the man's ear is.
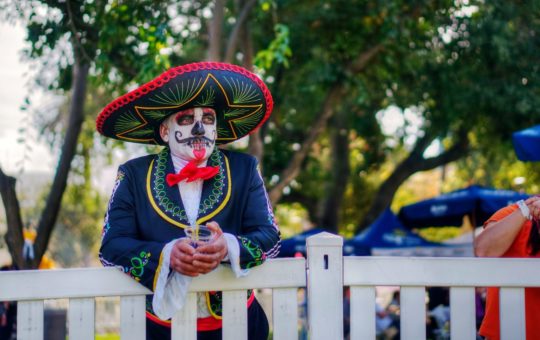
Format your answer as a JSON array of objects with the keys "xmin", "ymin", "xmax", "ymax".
[{"xmin": 159, "ymin": 122, "xmax": 169, "ymax": 142}]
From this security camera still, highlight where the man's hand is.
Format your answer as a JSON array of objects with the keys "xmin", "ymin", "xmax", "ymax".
[
  {"xmin": 526, "ymin": 196, "xmax": 540, "ymax": 220},
  {"xmin": 192, "ymin": 221, "xmax": 228, "ymax": 274},
  {"xmin": 170, "ymin": 239, "xmax": 200, "ymax": 277}
]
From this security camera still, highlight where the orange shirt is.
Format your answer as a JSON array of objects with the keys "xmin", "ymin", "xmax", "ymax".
[{"xmin": 479, "ymin": 205, "xmax": 540, "ymax": 340}]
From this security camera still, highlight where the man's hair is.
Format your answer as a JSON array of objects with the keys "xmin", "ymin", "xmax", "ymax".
[{"xmin": 527, "ymin": 219, "xmax": 540, "ymax": 255}]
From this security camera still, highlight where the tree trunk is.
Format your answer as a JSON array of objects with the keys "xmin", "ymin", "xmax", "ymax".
[
  {"xmin": 224, "ymin": 0, "xmax": 257, "ymax": 64},
  {"xmin": 31, "ymin": 61, "xmax": 90, "ymax": 268},
  {"xmin": 239, "ymin": 22, "xmax": 265, "ymax": 163},
  {"xmin": 268, "ymin": 85, "xmax": 345, "ymax": 206},
  {"xmin": 318, "ymin": 114, "xmax": 350, "ymax": 233},
  {"xmin": 207, "ymin": 0, "xmax": 225, "ymax": 61},
  {"xmin": 0, "ymin": 168, "xmax": 25, "ymax": 268},
  {"xmin": 268, "ymin": 44, "xmax": 383, "ymax": 206},
  {"xmin": 356, "ymin": 131, "xmax": 469, "ymax": 233}
]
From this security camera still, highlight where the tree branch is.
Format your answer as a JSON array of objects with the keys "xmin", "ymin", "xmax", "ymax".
[
  {"xmin": 65, "ymin": 0, "xmax": 93, "ymax": 64},
  {"xmin": 268, "ymin": 43, "xmax": 385, "ymax": 206},
  {"xmin": 207, "ymin": 0, "xmax": 226, "ymax": 61},
  {"xmin": 347, "ymin": 43, "xmax": 385, "ymax": 74},
  {"xmin": 224, "ymin": 0, "xmax": 257, "ymax": 63},
  {"xmin": 268, "ymin": 85, "xmax": 346, "ymax": 205},
  {"xmin": 356, "ymin": 130, "xmax": 470, "ymax": 232}
]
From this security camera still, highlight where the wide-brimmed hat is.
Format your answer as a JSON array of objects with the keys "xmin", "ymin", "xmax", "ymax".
[{"xmin": 96, "ymin": 62, "xmax": 273, "ymax": 145}]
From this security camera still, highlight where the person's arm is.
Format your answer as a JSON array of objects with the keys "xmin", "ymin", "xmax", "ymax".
[
  {"xmin": 474, "ymin": 196, "xmax": 540, "ymax": 257},
  {"xmin": 232, "ymin": 158, "xmax": 281, "ymax": 269},
  {"xmin": 99, "ymin": 165, "xmax": 168, "ymax": 292}
]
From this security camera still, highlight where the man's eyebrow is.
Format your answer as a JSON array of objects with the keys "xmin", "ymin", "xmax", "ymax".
[
  {"xmin": 202, "ymin": 108, "xmax": 216, "ymax": 114},
  {"xmin": 175, "ymin": 109, "xmax": 195, "ymax": 118}
]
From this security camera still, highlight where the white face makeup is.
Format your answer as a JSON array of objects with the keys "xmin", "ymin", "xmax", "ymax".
[{"xmin": 159, "ymin": 107, "xmax": 217, "ymax": 162}]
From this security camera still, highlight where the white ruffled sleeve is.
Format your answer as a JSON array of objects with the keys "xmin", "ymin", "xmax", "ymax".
[
  {"xmin": 152, "ymin": 239, "xmax": 193, "ymax": 320},
  {"xmin": 223, "ymin": 233, "xmax": 249, "ymax": 277}
]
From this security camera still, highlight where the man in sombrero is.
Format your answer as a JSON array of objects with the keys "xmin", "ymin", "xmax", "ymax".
[{"xmin": 97, "ymin": 62, "xmax": 281, "ymax": 340}]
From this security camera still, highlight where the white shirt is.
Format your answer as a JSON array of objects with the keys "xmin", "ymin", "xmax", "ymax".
[{"xmin": 152, "ymin": 153, "xmax": 247, "ymax": 320}]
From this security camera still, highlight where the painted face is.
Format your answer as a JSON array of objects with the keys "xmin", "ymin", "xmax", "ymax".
[{"xmin": 159, "ymin": 107, "xmax": 217, "ymax": 162}]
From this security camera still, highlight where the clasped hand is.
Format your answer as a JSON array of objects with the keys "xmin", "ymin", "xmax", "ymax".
[
  {"xmin": 526, "ymin": 196, "xmax": 540, "ymax": 221},
  {"xmin": 170, "ymin": 221, "xmax": 228, "ymax": 277}
]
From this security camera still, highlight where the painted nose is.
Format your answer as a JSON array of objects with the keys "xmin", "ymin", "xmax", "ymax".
[{"xmin": 191, "ymin": 121, "xmax": 205, "ymax": 136}]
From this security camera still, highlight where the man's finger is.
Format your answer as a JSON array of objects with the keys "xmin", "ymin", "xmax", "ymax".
[
  {"xmin": 206, "ymin": 222, "xmax": 223, "ymax": 237},
  {"xmin": 193, "ymin": 252, "xmax": 221, "ymax": 263},
  {"xmin": 176, "ymin": 241, "xmax": 196, "ymax": 255}
]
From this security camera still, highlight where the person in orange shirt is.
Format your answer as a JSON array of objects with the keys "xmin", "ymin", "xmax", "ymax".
[{"xmin": 474, "ymin": 196, "xmax": 540, "ymax": 340}]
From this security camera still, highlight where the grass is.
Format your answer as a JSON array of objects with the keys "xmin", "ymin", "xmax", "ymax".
[{"xmin": 95, "ymin": 334, "xmax": 120, "ymax": 340}]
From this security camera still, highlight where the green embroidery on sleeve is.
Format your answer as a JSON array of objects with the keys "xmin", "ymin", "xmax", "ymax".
[
  {"xmin": 128, "ymin": 251, "xmax": 151, "ymax": 281},
  {"xmin": 238, "ymin": 237, "xmax": 265, "ymax": 269}
]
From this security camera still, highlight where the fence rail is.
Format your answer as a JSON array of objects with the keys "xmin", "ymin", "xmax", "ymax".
[{"xmin": 0, "ymin": 232, "xmax": 538, "ymax": 340}]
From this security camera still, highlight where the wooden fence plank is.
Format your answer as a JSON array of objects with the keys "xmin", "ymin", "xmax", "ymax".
[
  {"xmin": 500, "ymin": 287, "xmax": 525, "ymax": 340},
  {"xmin": 307, "ymin": 232, "xmax": 344, "ymax": 340},
  {"xmin": 401, "ymin": 286, "xmax": 426, "ymax": 340},
  {"xmin": 272, "ymin": 288, "xmax": 298, "ymax": 340},
  {"xmin": 0, "ymin": 268, "xmax": 150, "ymax": 301},
  {"xmin": 223, "ymin": 290, "xmax": 247, "ymax": 340},
  {"xmin": 171, "ymin": 292, "xmax": 197, "ymax": 340},
  {"xmin": 344, "ymin": 257, "xmax": 540, "ymax": 287},
  {"xmin": 18, "ymin": 300, "xmax": 44, "ymax": 340},
  {"xmin": 69, "ymin": 298, "xmax": 95, "ymax": 340},
  {"xmin": 189, "ymin": 258, "xmax": 306, "ymax": 291},
  {"xmin": 450, "ymin": 287, "xmax": 476, "ymax": 340},
  {"xmin": 120, "ymin": 295, "xmax": 146, "ymax": 340},
  {"xmin": 350, "ymin": 286, "xmax": 376, "ymax": 340}
]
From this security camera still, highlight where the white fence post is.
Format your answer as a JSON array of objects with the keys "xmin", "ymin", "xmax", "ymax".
[
  {"xmin": 500, "ymin": 287, "xmax": 526, "ymax": 340},
  {"xmin": 307, "ymin": 232, "xmax": 343, "ymax": 340}
]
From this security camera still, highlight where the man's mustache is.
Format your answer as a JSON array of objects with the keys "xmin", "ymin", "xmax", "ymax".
[{"xmin": 174, "ymin": 134, "xmax": 215, "ymax": 147}]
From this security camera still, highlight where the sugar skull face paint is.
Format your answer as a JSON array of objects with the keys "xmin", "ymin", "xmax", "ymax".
[{"xmin": 159, "ymin": 107, "xmax": 217, "ymax": 162}]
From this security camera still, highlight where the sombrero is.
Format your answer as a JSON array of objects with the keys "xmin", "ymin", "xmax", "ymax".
[{"xmin": 96, "ymin": 62, "xmax": 273, "ymax": 145}]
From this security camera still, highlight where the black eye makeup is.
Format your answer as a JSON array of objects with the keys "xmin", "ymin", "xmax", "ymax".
[
  {"xmin": 202, "ymin": 113, "xmax": 216, "ymax": 124},
  {"xmin": 176, "ymin": 114, "xmax": 194, "ymax": 125}
]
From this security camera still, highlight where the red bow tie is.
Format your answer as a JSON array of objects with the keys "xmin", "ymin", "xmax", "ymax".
[{"xmin": 166, "ymin": 160, "xmax": 220, "ymax": 186}]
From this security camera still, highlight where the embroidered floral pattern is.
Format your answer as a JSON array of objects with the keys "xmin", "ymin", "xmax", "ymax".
[
  {"xmin": 126, "ymin": 251, "xmax": 151, "ymax": 281},
  {"xmin": 238, "ymin": 236, "xmax": 266, "ymax": 269},
  {"xmin": 151, "ymin": 148, "xmax": 227, "ymax": 223},
  {"xmin": 198, "ymin": 151, "xmax": 226, "ymax": 216},
  {"xmin": 102, "ymin": 169, "xmax": 126, "ymax": 240},
  {"xmin": 153, "ymin": 149, "xmax": 188, "ymax": 222}
]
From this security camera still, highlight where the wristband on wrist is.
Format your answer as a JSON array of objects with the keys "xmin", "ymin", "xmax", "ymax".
[{"xmin": 517, "ymin": 200, "xmax": 532, "ymax": 220}]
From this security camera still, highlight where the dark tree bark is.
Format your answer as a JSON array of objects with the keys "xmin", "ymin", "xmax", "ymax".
[
  {"xmin": 207, "ymin": 0, "xmax": 225, "ymax": 61},
  {"xmin": 224, "ymin": 0, "xmax": 257, "ymax": 64},
  {"xmin": 240, "ymin": 20, "xmax": 265, "ymax": 164},
  {"xmin": 356, "ymin": 130, "xmax": 470, "ymax": 233},
  {"xmin": 0, "ymin": 168, "xmax": 25, "ymax": 268},
  {"xmin": 318, "ymin": 113, "xmax": 350, "ymax": 233}
]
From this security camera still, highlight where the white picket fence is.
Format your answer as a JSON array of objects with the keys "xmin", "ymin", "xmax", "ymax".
[{"xmin": 1, "ymin": 232, "xmax": 539, "ymax": 340}]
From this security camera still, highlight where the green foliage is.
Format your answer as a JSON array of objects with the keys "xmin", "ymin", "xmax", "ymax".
[
  {"xmin": 254, "ymin": 24, "xmax": 292, "ymax": 69},
  {"xmin": 49, "ymin": 183, "xmax": 106, "ymax": 267},
  {"xmin": 274, "ymin": 203, "xmax": 310, "ymax": 238}
]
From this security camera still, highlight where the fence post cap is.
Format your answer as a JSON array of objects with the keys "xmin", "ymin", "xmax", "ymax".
[{"xmin": 306, "ymin": 232, "xmax": 343, "ymax": 246}]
